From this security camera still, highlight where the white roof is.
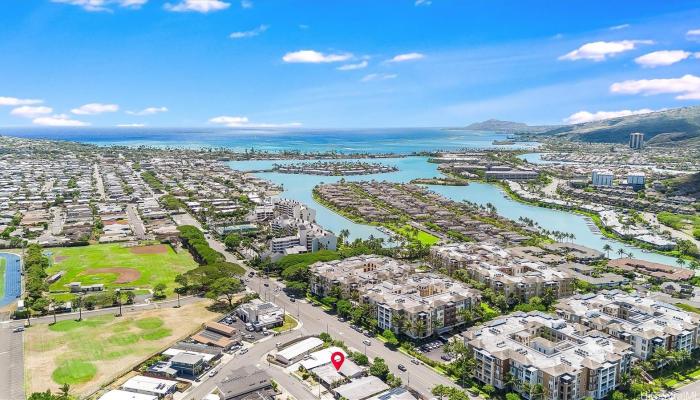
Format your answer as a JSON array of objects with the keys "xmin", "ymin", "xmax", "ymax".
[
  {"xmin": 276, "ymin": 337, "xmax": 324, "ymax": 361},
  {"xmin": 98, "ymin": 390, "xmax": 157, "ymax": 400},
  {"xmin": 121, "ymin": 375, "xmax": 177, "ymax": 395}
]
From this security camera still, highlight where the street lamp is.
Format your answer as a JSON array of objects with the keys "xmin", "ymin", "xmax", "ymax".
[{"xmin": 116, "ymin": 289, "xmax": 122, "ymax": 317}]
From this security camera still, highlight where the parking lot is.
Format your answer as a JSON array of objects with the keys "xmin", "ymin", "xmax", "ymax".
[
  {"xmin": 417, "ymin": 339, "xmax": 452, "ymax": 363},
  {"xmin": 218, "ymin": 311, "xmax": 269, "ymax": 342}
]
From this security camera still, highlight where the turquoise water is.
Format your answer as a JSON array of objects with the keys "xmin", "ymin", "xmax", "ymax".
[
  {"xmin": 231, "ymin": 157, "xmax": 441, "ymax": 241},
  {"xmin": 1, "ymin": 127, "xmax": 539, "ymax": 154},
  {"xmin": 230, "ymin": 157, "xmax": 679, "ymax": 265}
]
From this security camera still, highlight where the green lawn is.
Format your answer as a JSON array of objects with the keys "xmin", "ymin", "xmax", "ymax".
[
  {"xmin": 0, "ymin": 257, "xmax": 5, "ymax": 299},
  {"xmin": 272, "ymin": 314, "xmax": 298, "ymax": 332},
  {"xmin": 46, "ymin": 243, "xmax": 198, "ymax": 294},
  {"xmin": 388, "ymin": 224, "xmax": 440, "ymax": 245}
]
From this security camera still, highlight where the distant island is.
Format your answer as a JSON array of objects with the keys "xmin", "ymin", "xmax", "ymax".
[{"xmin": 459, "ymin": 118, "xmax": 560, "ymax": 134}]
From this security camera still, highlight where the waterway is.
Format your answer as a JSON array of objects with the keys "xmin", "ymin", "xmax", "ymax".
[
  {"xmin": 0, "ymin": 252, "xmax": 22, "ymax": 307},
  {"xmin": 229, "ymin": 157, "xmax": 679, "ymax": 266}
]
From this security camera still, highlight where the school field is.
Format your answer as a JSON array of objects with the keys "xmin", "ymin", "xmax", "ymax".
[
  {"xmin": 46, "ymin": 243, "xmax": 198, "ymax": 295},
  {"xmin": 25, "ymin": 300, "xmax": 218, "ymax": 397}
]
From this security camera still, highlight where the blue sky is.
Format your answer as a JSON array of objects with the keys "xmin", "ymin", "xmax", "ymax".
[{"xmin": 0, "ymin": 0, "xmax": 699, "ymax": 128}]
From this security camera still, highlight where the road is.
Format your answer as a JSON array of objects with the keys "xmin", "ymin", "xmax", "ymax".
[
  {"xmin": 127, "ymin": 204, "xmax": 147, "ymax": 240},
  {"xmin": 94, "ymin": 163, "xmax": 106, "ymax": 201},
  {"xmin": 206, "ymin": 236, "xmax": 460, "ymax": 399},
  {"xmin": 0, "ymin": 322, "xmax": 24, "ymax": 400}
]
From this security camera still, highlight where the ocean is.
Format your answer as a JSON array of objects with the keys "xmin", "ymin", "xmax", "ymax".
[{"xmin": 0, "ymin": 127, "xmax": 538, "ymax": 153}]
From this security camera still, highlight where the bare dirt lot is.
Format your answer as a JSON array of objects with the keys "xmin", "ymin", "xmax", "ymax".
[
  {"xmin": 81, "ymin": 268, "xmax": 142, "ymax": 284},
  {"xmin": 130, "ymin": 244, "xmax": 169, "ymax": 255},
  {"xmin": 24, "ymin": 300, "xmax": 218, "ymax": 397}
]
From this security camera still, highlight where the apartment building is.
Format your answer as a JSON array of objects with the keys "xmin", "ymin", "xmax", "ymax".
[
  {"xmin": 556, "ymin": 291, "xmax": 700, "ymax": 361},
  {"xmin": 463, "ymin": 312, "xmax": 632, "ymax": 400},
  {"xmin": 309, "ymin": 255, "xmax": 415, "ymax": 299},
  {"xmin": 361, "ymin": 273, "xmax": 481, "ymax": 339},
  {"xmin": 429, "ymin": 243, "xmax": 575, "ymax": 301}
]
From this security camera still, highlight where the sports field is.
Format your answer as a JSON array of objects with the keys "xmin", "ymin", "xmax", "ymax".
[
  {"xmin": 46, "ymin": 243, "xmax": 198, "ymax": 294},
  {"xmin": 25, "ymin": 300, "xmax": 218, "ymax": 396}
]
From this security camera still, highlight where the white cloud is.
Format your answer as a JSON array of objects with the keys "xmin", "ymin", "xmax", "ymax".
[
  {"xmin": 564, "ymin": 109, "xmax": 654, "ymax": 124},
  {"xmin": 0, "ymin": 96, "xmax": 43, "ymax": 106},
  {"xmin": 609, "ymin": 24, "xmax": 630, "ymax": 30},
  {"xmin": 687, "ymin": 29, "xmax": 700, "ymax": 41},
  {"xmin": 610, "ymin": 74, "xmax": 700, "ymax": 100},
  {"xmin": 298, "ymin": 24, "xmax": 309, "ymax": 30},
  {"xmin": 10, "ymin": 106, "xmax": 53, "ymax": 118},
  {"xmin": 282, "ymin": 50, "xmax": 352, "ymax": 64},
  {"xmin": 71, "ymin": 103, "xmax": 119, "ymax": 115},
  {"xmin": 361, "ymin": 73, "xmax": 398, "ymax": 82},
  {"xmin": 240, "ymin": 0, "xmax": 252, "ymax": 8},
  {"xmin": 559, "ymin": 40, "xmax": 653, "ymax": 61},
  {"xmin": 126, "ymin": 106, "xmax": 168, "ymax": 116},
  {"xmin": 387, "ymin": 52, "xmax": 425, "ymax": 63},
  {"xmin": 635, "ymin": 50, "xmax": 691, "ymax": 68},
  {"xmin": 117, "ymin": 123, "xmax": 145, "ymax": 127},
  {"xmin": 51, "ymin": 0, "xmax": 147, "ymax": 12},
  {"xmin": 337, "ymin": 60, "xmax": 368, "ymax": 71},
  {"xmin": 209, "ymin": 115, "xmax": 301, "ymax": 128},
  {"xmin": 165, "ymin": 0, "xmax": 230, "ymax": 13},
  {"xmin": 230, "ymin": 24, "xmax": 269, "ymax": 39},
  {"xmin": 33, "ymin": 114, "xmax": 89, "ymax": 127},
  {"xmin": 415, "ymin": 0, "xmax": 432, "ymax": 6}
]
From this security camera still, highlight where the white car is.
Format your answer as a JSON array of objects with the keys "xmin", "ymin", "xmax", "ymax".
[
  {"xmin": 208, "ymin": 369, "xmax": 218, "ymax": 377},
  {"xmin": 239, "ymin": 348, "xmax": 249, "ymax": 355},
  {"xmin": 362, "ymin": 339, "xmax": 371, "ymax": 346}
]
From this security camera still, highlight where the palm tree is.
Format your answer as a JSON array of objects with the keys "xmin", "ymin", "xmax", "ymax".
[
  {"xmin": 677, "ymin": 258, "xmax": 687, "ymax": 268},
  {"xmin": 603, "ymin": 244, "xmax": 612, "ymax": 258},
  {"xmin": 689, "ymin": 261, "xmax": 700, "ymax": 271},
  {"xmin": 617, "ymin": 248, "xmax": 626, "ymax": 259}
]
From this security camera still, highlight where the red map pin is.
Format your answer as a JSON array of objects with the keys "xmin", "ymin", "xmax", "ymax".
[{"xmin": 331, "ymin": 351, "xmax": 345, "ymax": 371}]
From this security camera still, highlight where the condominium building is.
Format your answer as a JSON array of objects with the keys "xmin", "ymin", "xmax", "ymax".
[
  {"xmin": 267, "ymin": 198, "xmax": 336, "ymax": 256},
  {"xmin": 463, "ymin": 312, "xmax": 633, "ymax": 400},
  {"xmin": 361, "ymin": 273, "xmax": 481, "ymax": 339},
  {"xmin": 629, "ymin": 132, "xmax": 644, "ymax": 150},
  {"xmin": 309, "ymin": 255, "xmax": 415, "ymax": 299},
  {"xmin": 429, "ymin": 243, "xmax": 575, "ymax": 301},
  {"xmin": 274, "ymin": 198, "xmax": 316, "ymax": 222},
  {"xmin": 555, "ymin": 290, "xmax": 700, "ymax": 361},
  {"xmin": 591, "ymin": 170, "xmax": 613, "ymax": 187}
]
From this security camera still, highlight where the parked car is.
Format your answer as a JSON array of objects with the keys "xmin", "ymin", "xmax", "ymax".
[
  {"xmin": 398, "ymin": 364, "xmax": 407, "ymax": 372},
  {"xmin": 289, "ymin": 298, "xmax": 295, "ymax": 302},
  {"xmin": 239, "ymin": 348, "xmax": 249, "ymax": 355},
  {"xmin": 12, "ymin": 327, "xmax": 24, "ymax": 333},
  {"xmin": 362, "ymin": 339, "xmax": 371, "ymax": 346},
  {"xmin": 441, "ymin": 354, "xmax": 452, "ymax": 361},
  {"xmin": 208, "ymin": 369, "xmax": 218, "ymax": 377},
  {"xmin": 411, "ymin": 358, "xmax": 420, "ymax": 365}
]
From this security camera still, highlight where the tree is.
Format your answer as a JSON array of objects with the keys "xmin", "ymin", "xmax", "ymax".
[
  {"xmin": 603, "ymin": 244, "xmax": 612, "ymax": 258},
  {"xmin": 206, "ymin": 277, "xmax": 243, "ymax": 306},
  {"xmin": 382, "ymin": 329, "xmax": 399, "ymax": 346},
  {"xmin": 336, "ymin": 299, "xmax": 352, "ymax": 318},
  {"xmin": 350, "ymin": 351, "xmax": 368, "ymax": 366},
  {"xmin": 153, "ymin": 283, "xmax": 167, "ymax": 300},
  {"xmin": 58, "ymin": 384, "xmax": 70, "ymax": 400},
  {"xmin": 505, "ymin": 393, "xmax": 521, "ymax": 400},
  {"xmin": 370, "ymin": 357, "xmax": 390, "ymax": 380},
  {"xmin": 482, "ymin": 385, "xmax": 495, "ymax": 398},
  {"xmin": 224, "ymin": 233, "xmax": 243, "ymax": 250}
]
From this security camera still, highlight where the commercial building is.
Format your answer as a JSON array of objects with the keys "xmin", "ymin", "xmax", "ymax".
[
  {"xmin": 463, "ymin": 311, "xmax": 633, "ymax": 400},
  {"xmin": 275, "ymin": 337, "xmax": 325, "ymax": 365},
  {"xmin": 236, "ymin": 300, "xmax": 284, "ymax": 330},
  {"xmin": 169, "ymin": 352, "xmax": 206, "ymax": 378},
  {"xmin": 555, "ymin": 291, "xmax": 700, "ymax": 361},
  {"xmin": 98, "ymin": 390, "xmax": 157, "ymax": 400},
  {"xmin": 333, "ymin": 376, "xmax": 390, "ymax": 400},
  {"xmin": 217, "ymin": 367, "xmax": 275, "ymax": 400},
  {"xmin": 121, "ymin": 376, "xmax": 177, "ymax": 398},
  {"xmin": 629, "ymin": 132, "xmax": 644, "ymax": 150},
  {"xmin": 591, "ymin": 170, "xmax": 613, "ymax": 187}
]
